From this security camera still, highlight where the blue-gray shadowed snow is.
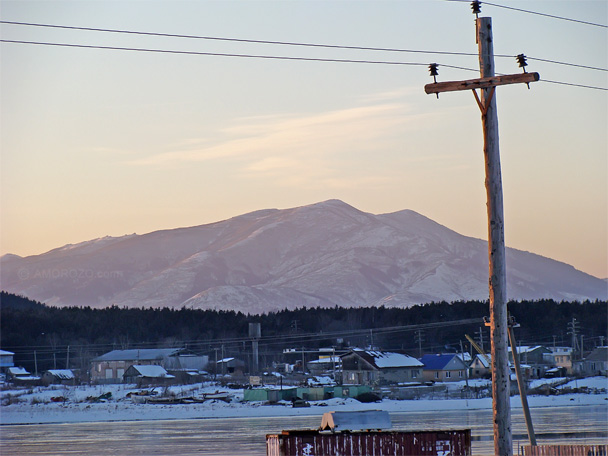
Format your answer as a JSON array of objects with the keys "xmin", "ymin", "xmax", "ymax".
[{"xmin": 1, "ymin": 200, "xmax": 605, "ymax": 312}]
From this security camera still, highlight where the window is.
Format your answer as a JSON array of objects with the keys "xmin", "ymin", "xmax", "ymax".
[
  {"xmin": 434, "ymin": 372, "xmax": 439, "ymax": 379},
  {"xmin": 445, "ymin": 371, "xmax": 451, "ymax": 378},
  {"xmin": 117, "ymin": 368, "xmax": 124, "ymax": 379},
  {"xmin": 459, "ymin": 371, "xmax": 463, "ymax": 378},
  {"xmin": 105, "ymin": 368, "xmax": 113, "ymax": 379},
  {"xmin": 412, "ymin": 370, "xmax": 418, "ymax": 379}
]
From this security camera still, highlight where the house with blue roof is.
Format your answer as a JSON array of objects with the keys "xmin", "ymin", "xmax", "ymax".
[{"xmin": 419, "ymin": 353, "xmax": 468, "ymax": 382}]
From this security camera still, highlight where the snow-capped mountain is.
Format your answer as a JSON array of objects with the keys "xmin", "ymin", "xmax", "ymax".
[{"xmin": 1, "ymin": 200, "xmax": 605, "ymax": 313}]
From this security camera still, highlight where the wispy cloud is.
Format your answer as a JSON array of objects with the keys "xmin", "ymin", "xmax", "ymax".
[
  {"xmin": 128, "ymin": 103, "xmax": 407, "ymax": 166},
  {"xmin": 124, "ymin": 99, "xmax": 459, "ymax": 190}
]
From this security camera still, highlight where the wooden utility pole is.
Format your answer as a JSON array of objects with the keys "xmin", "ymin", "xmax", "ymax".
[
  {"xmin": 508, "ymin": 317, "xmax": 537, "ymax": 446},
  {"xmin": 425, "ymin": 14, "xmax": 539, "ymax": 456}
]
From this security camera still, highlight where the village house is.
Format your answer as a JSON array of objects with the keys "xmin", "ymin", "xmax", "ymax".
[
  {"xmin": 469, "ymin": 354, "xmax": 491, "ymax": 379},
  {"xmin": 42, "ymin": 369, "xmax": 76, "ymax": 386},
  {"xmin": 0, "ymin": 350, "xmax": 15, "ymax": 373},
  {"xmin": 307, "ymin": 356, "xmax": 342, "ymax": 377},
  {"xmin": 216, "ymin": 357, "xmax": 245, "ymax": 376},
  {"xmin": 545, "ymin": 347, "xmax": 574, "ymax": 375},
  {"xmin": 508, "ymin": 345, "xmax": 551, "ymax": 378},
  {"xmin": 420, "ymin": 354, "xmax": 468, "ymax": 382},
  {"xmin": 578, "ymin": 346, "xmax": 608, "ymax": 377},
  {"xmin": 341, "ymin": 349, "xmax": 423, "ymax": 386},
  {"xmin": 90, "ymin": 348, "xmax": 206, "ymax": 384},
  {"xmin": 123, "ymin": 365, "xmax": 175, "ymax": 386}
]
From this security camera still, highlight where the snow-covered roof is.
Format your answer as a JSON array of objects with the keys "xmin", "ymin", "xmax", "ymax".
[
  {"xmin": 46, "ymin": 369, "xmax": 75, "ymax": 380},
  {"xmin": 127, "ymin": 365, "xmax": 174, "ymax": 379},
  {"xmin": 507, "ymin": 345, "xmax": 548, "ymax": 354},
  {"xmin": 308, "ymin": 357, "xmax": 342, "ymax": 364},
  {"xmin": 350, "ymin": 349, "xmax": 423, "ymax": 369},
  {"xmin": 0, "ymin": 350, "xmax": 15, "ymax": 356},
  {"xmin": 217, "ymin": 357, "xmax": 235, "ymax": 364},
  {"xmin": 472, "ymin": 354, "xmax": 491, "ymax": 368},
  {"xmin": 8, "ymin": 367, "xmax": 30, "ymax": 376},
  {"xmin": 93, "ymin": 348, "xmax": 183, "ymax": 362}
]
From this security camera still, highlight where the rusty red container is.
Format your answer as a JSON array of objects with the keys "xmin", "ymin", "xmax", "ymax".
[{"xmin": 266, "ymin": 428, "xmax": 471, "ymax": 456}]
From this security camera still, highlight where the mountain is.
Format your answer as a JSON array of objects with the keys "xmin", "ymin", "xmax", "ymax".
[{"xmin": 1, "ymin": 200, "xmax": 605, "ymax": 313}]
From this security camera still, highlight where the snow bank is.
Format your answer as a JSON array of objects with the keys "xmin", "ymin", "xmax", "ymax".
[{"xmin": 1, "ymin": 378, "xmax": 605, "ymax": 425}]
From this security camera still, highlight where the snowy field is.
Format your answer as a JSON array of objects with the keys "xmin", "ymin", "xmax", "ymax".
[{"xmin": 1, "ymin": 377, "xmax": 606, "ymax": 425}]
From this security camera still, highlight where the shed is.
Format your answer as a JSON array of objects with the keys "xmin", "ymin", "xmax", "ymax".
[
  {"xmin": 123, "ymin": 364, "xmax": 175, "ymax": 385},
  {"xmin": 216, "ymin": 357, "xmax": 245, "ymax": 375},
  {"xmin": 42, "ymin": 369, "xmax": 76, "ymax": 385},
  {"xmin": 7, "ymin": 367, "xmax": 40, "ymax": 385},
  {"xmin": 320, "ymin": 410, "xmax": 392, "ymax": 432}
]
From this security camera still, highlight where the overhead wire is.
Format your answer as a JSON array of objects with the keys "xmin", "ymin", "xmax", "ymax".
[
  {"xmin": 442, "ymin": 0, "xmax": 608, "ymax": 28},
  {"xmin": 0, "ymin": 20, "xmax": 480, "ymax": 58},
  {"xmin": 481, "ymin": 1, "xmax": 608, "ymax": 29},
  {"xmin": 2, "ymin": 39, "xmax": 605, "ymax": 91},
  {"xmin": 0, "ymin": 39, "xmax": 431, "ymax": 67},
  {"xmin": 1, "ymin": 20, "xmax": 606, "ymax": 73}
]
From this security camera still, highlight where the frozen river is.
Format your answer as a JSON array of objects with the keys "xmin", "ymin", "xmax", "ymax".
[{"xmin": 1, "ymin": 405, "xmax": 606, "ymax": 455}]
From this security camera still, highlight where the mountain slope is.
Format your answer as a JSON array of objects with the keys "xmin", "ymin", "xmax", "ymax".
[{"xmin": 1, "ymin": 200, "xmax": 605, "ymax": 312}]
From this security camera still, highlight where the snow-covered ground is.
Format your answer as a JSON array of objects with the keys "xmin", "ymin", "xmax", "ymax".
[{"xmin": 1, "ymin": 377, "xmax": 606, "ymax": 425}]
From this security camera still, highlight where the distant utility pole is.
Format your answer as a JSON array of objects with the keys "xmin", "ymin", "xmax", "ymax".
[
  {"xmin": 415, "ymin": 329, "xmax": 425, "ymax": 358},
  {"xmin": 567, "ymin": 318, "xmax": 580, "ymax": 359},
  {"xmin": 424, "ymin": 4, "xmax": 539, "ymax": 454},
  {"xmin": 477, "ymin": 327, "xmax": 485, "ymax": 352}
]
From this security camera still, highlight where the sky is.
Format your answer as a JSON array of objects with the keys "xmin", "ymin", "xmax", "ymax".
[{"xmin": 1, "ymin": 0, "xmax": 607, "ymax": 279}]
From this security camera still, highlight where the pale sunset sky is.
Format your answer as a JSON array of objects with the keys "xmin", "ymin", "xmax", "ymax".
[{"xmin": 1, "ymin": 1, "xmax": 607, "ymax": 278}]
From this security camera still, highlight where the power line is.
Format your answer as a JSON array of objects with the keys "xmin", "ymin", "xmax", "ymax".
[
  {"xmin": 542, "ymin": 79, "xmax": 608, "ymax": 91},
  {"xmin": 1, "ymin": 39, "xmax": 606, "ymax": 91},
  {"xmin": 2, "ymin": 21, "xmax": 606, "ymax": 72},
  {"xmin": 0, "ymin": 39, "xmax": 430, "ymax": 67},
  {"xmin": 526, "ymin": 57, "xmax": 607, "ymax": 73},
  {"xmin": 0, "ymin": 20, "xmax": 480, "ymax": 57},
  {"xmin": 482, "ymin": 1, "xmax": 608, "ymax": 29},
  {"xmin": 442, "ymin": 0, "xmax": 608, "ymax": 28}
]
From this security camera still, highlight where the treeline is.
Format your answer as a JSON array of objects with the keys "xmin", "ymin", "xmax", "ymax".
[{"xmin": 1, "ymin": 291, "xmax": 606, "ymax": 372}]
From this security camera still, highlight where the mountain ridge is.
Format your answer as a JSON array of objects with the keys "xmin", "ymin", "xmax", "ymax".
[{"xmin": 1, "ymin": 199, "xmax": 605, "ymax": 312}]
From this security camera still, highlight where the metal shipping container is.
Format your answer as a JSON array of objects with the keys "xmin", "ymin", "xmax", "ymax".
[{"xmin": 266, "ymin": 429, "xmax": 471, "ymax": 456}]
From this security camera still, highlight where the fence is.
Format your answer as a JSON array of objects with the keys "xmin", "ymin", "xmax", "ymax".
[{"xmin": 522, "ymin": 445, "xmax": 607, "ymax": 456}]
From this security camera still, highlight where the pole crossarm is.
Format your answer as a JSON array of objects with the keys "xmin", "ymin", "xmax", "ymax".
[{"xmin": 424, "ymin": 72, "xmax": 540, "ymax": 95}]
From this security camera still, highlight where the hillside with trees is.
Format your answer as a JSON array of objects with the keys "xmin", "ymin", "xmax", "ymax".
[{"xmin": 1, "ymin": 291, "xmax": 605, "ymax": 374}]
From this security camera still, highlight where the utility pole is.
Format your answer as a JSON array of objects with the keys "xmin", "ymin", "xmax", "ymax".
[
  {"xmin": 567, "ymin": 318, "xmax": 580, "ymax": 359},
  {"xmin": 508, "ymin": 316, "xmax": 536, "ymax": 446},
  {"xmin": 424, "ymin": 5, "xmax": 539, "ymax": 454},
  {"xmin": 415, "ymin": 329, "xmax": 425, "ymax": 358},
  {"xmin": 478, "ymin": 327, "xmax": 485, "ymax": 352},
  {"xmin": 459, "ymin": 340, "xmax": 469, "ymax": 390}
]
